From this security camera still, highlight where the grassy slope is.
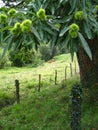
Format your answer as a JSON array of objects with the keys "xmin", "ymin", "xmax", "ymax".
[
  {"xmin": 0, "ymin": 54, "xmax": 98, "ymax": 130},
  {"xmin": 0, "ymin": 77, "xmax": 97, "ymax": 130},
  {"xmin": 0, "ymin": 77, "xmax": 79, "ymax": 130},
  {"xmin": 0, "ymin": 53, "xmax": 79, "ymax": 89},
  {"xmin": 0, "ymin": 53, "xmax": 79, "ymax": 102},
  {"xmin": 0, "ymin": 53, "xmax": 78, "ymax": 107}
]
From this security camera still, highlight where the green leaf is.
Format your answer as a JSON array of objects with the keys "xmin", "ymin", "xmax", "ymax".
[
  {"xmin": 2, "ymin": 36, "xmax": 13, "ymax": 57},
  {"xmin": 78, "ymin": 32, "xmax": 92, "ymax": 60},
  {"xmin": 41, "ymin": 25, "xmax": 54, "ymax": 35},
  {"xmin": 59, "ymin": 26, "xmax": 69, "ymax": 37},
  {"xmin": 0, "ymin": 32, "xmax": 3, "ymax": 44},
  {"xmin": 82, "ymin": 0, "xmax": 86, "ymax": 12},
  {"xmin": 88, "ymin": 14, "xmax": 98, "ymax": 28},
  {"xmin": 4, "ymin": 34, "xmax": 12, "ymax": 42},
  {"xmin": 83, "ymin": 22, "xmax": 93, "ymax": 39},
  {"xmin": 50, "ymin": 32, "xmax": 59, "ymax": 47},
  {"xmin": 69, "ymin": 0, "xmax": 77, "ymax": 14},
  {"xmin": 70, "ymin": 38, "xmax": 75, "ymax": 61},
  {"xmin": 54, "ymin": 15, "xmax": 73, "ymax": 24},
  {"xmin": 47, "ymin": 22, "xmax": 59, "ymax": 31},
  {"xmin": 50, "ymin": 6, "xmax": 55, "ymax": 15},
  {"xmin": 31, "ymin": 27, "xmax": 41, "ymax": 41},
  {"xmin": 61, "ymin": 34, "xmax": 70, "ymax": 48},
  {"xmin": 0, "ymin": 26, "xmax": 12, "ymax": 32}
]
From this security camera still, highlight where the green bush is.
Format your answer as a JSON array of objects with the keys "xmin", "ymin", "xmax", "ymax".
[
  {"xmin": 39, "ymin": 44, "xmax": 51, "ymax": 61},
  {"xmin": 10, "ymin": 44, "xmax": 59, "ymax": 67},
  {"xmin": 9, "ymin": 47, "xmax": 42, "ymax": 67},
  {"xmin": 70, "ymin": 83, "xmax": 82, "ymax": 130},
  {"xmin": 9, "ymin": 47, "xmax": 35, "ymax": 67},
  {"xmin": 31, "ymin": 52, "xmax": 43, "ymax": 67},
  {"xmin": 0, "ymin": 48, "xmax": 11, "ymax": 69},
  {"xmin": 39, "ymin": 44, "xmax": 59, "ymax": 61}
]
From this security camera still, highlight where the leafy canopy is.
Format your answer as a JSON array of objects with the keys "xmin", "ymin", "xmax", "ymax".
[{"xmin": 0, "ymin": 0, "xmax": 98, "ymax": 60}]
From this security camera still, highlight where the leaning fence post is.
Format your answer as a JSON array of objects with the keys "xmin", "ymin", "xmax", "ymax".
[
  {"xmin": 38, "ymin": 74, "xmax": 41, "ymax": 92},
  {"xmin": 15, "ymin": 79, "xmax": 20, "ymax": 104},
  {"xmin": 70, "ymin": 63, "xmax": 73, "ymax": 77},
  {"xmin": 55, "ymin": 70, "xmax": 57, "ymax": 85}
]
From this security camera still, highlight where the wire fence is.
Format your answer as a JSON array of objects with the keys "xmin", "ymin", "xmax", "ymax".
[{"xmin": 0, "ymin": 62, "xmax": 79, "ymax": 103}]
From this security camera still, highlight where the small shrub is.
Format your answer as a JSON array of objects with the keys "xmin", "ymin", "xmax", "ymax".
[
  {"xmin": 70, "ymin": 83, "xmax": 82, "ymax": 130},
  {"xmin": 39, "ymin": 44, "xmax": 51, "ymax": 61},
  {"xmin": 0, "ymin": 48, "xmax": 11, "ymax": 69},
  {"xmin": 9, "ymin": 47, "xmax": 35, "ymax": 67},
  {"xmin": 39, "ymin": 44, "xmax": 59, "ymax": 61},
  {"xmin": 31, "ymin": 52, "xmax": 43, "ymax": 67},
  {"xmin": 9, "ymin": 47, "xmax": 42, "ymax": 67}
]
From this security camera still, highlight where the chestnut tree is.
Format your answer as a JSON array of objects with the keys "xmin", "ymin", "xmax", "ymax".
[{"xmin": 0, "ymin": 0, "xmax": 98, "ymax": 87}]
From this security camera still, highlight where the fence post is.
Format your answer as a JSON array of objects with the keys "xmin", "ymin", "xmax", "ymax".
[
  {"xmin": 70, "ymin": 63, "xmax": 73, "ymax": 77},
  {"xmin": 55, "ymin": 70, "xmax": 57, "ymax": 85},
  {"xmin": 15, "ymin": 79, "xmax": 20, "ymax": 104},
  {"xmin": 65, "ymin": 66, "xmax": 67, "ymax": 80},
  {"xmin": 38, "ymin": 74, "xmax": 41, "ymax": 92}
]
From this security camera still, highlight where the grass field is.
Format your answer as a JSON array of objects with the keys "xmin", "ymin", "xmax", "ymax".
[
  {"xmin": 0, "ymin": 53, "xmax": 79, "ymax": 91},
  {"xmin": 0, "ymin": 76, "xmax": 79, "ymax": 130},
  {"xmin": 0, "ymin": 53, "xmax": 97, "ymax": 130},
  {"xmin": 0, "ymin": 76, "xmax": 97, "ymax": 130},
  {"xmin": 0, "ymin": 53, "xmax": 79, "ymax": 109}
]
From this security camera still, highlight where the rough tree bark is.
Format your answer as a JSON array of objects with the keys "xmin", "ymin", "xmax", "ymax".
[{"xmin": 77, "ymin": 37, "xmax": 98, "ymax": 87}]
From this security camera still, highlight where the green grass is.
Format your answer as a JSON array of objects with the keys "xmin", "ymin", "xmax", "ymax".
[
  {"xmin": 0, "ymin": 53, "xmax": 97, "ymax": 130},
  {"xmin": 0, "ymin": 53, "xmax": 79, "ymax": 94},
  {"xmin": 54, "ymin": 53, "xmax": 72, "ymax": 61},
  {"xmin": 0, "ymin": 76, "xmax": 97, "ymax": 130},
  {"xmin": 0, "ymin": 91, "xmax": 15, "ymax": 110},
  {"xmin": 0, "ymin": 53, "xmax": 78, "ymax": 108},
  {"xmin": 0, "ymin": 76, "xmax": 78, "ymax": 130}
]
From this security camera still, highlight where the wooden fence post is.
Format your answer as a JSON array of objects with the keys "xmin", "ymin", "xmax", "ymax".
[
  {"xmin": 15, "ymin": 79, "xmax": 20, "ymax": 104},
  {"xmin": 38, "ymin": 74, "xmax": 41, "ymax": 92},
  {"xmin": 55, "ymin": 70, "xmax": 57, "ymax": 85},
  {"xmin": 65, "ymin": 66, "xmax": 67, "ymax": 80},
  {"xmin": 70, "ymin": 63, "xmax": 73, "ymax": 77}
]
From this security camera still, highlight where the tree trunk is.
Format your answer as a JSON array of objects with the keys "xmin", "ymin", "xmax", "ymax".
[{"xmin": 77, "ymin": 37, "xmax": 98, "ymax": 87}]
